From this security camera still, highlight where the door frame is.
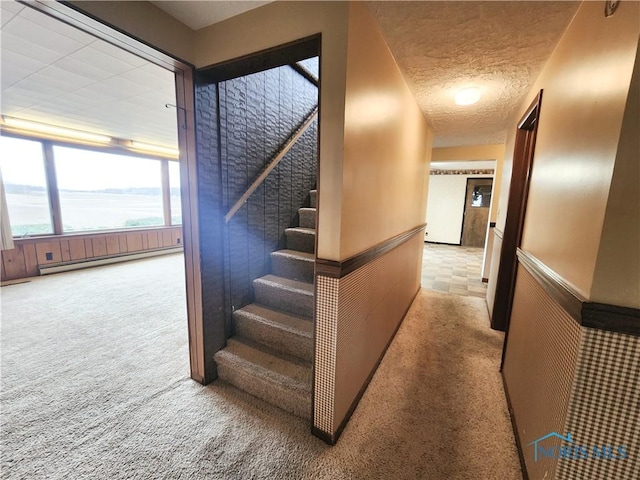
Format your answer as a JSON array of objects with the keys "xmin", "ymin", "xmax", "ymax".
[
  {"xmin": 23, "ymin": 1, "xmax": 206, "ymax": 383},
  {"xmin": 491, "ymin": 91, "xmax": 543, "ymax": 333},
  {"xmin": 460, "ymin": 176, "xmax": 494, "ymax": 247}
]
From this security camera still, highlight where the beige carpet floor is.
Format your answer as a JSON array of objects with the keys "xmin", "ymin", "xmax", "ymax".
[{"xmin": 1, "ymin": 254, "xmax": 521, "ymax": 479}]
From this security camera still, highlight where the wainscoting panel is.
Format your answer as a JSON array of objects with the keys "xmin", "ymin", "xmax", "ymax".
[
  {"xmin": 557, "ymin": 329, "xmax": 640, "ymax": 480},
  {"xmin": 1, "ymin": 226, "xmax": 182, "ymax": 281},
  {"xmin": 503, "ymin": 265, "xmax": 583, "ymax": 480},
  {"xmin": 314, "ymin": 232, "xmax": 423, "ymax": 442}
]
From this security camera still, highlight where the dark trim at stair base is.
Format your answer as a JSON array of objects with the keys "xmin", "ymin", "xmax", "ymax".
[
  {"xmin": 516, "ymin": 248, "xmax": 584, "ymax": 322},
  {"xmin": 311, "ymin": 426, "xmax": 334, "ymax": 445},
  {"xmin": 316, "ymin": 224, "xmax": 426, "ymax": 279},
  {"xmin": 516, "ymin": 248, "xmax": 640, "ymax": 337},
  {"xmin": 502, "ymin": 373, "xmax": 529, "ymax": 480},
  {"xmin": 582, "ymin": 302, "xmax": 640, "ymax": 337},
  {"xmin": 315, "ymin": 286, "xmax": 421, "ymax": 445},
  {"xmin": 424, "ymin": 240, "xmax": 461, "ymax": 246},
  {"xmin": 196, "ymin": 35, "xmax": 321, "ymax": 84}
]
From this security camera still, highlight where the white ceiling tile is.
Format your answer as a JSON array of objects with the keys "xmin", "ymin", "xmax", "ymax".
[
  {"xmin": 3, "ymin": 16, "xmax": 84, "ymax": 57},
  {"xmin": 1, "ymin": 7, "xmax": 19, "ymax": 27},
  {"xmin": 90, "ymin": 40, "xmax": 148, "ymax": 68},
  {"xmin": 1, "ymin": 31, "xmax": 67, "ymax": 64},
  {"xmin": 28, "ymin": 65, "xmax": 96, "ymax": 92},
  {"xmin": 19, "ymin": 6, "xmax": 98, "ymax": 44},
  {"xmin": 1, "ymin": 1, "xmax": 25, "ymax": 16},
  {"xmin": 1, "ymin": 2, "xmax": 178, "ymax": 147},
  {"xmin": 99, "ymin": 76, "xmax": 149, "ymax": 97},
  {"xmin": 71, "ymin": 46, "xmax": 138, "ymax": 76},
  {"xmin": 53, "ymin": 56, "xmax": 114, "ymax": 82}
]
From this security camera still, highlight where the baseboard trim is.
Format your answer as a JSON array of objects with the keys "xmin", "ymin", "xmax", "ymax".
[
  {"xmin": 39, "ymin": 247, "xmax": 183, "ymax": 275},
  {"xmin": 317, "ymin": 224, "xmax": 426, "ymax": 278},
  {"xmin": 516, "ymin": 248, "xmax": 640, "ymax": 336},
  {"xmin": 502, "ymin": 372, "xmax": 529, "ymax": 480}
]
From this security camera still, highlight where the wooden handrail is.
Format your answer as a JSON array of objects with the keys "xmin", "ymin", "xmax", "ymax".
[{"xmin": 224, "ymin": 106, "xmax": 318, "ymax": 223}]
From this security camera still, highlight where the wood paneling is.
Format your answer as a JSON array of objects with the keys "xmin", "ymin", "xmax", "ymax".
[
  {"xmin": 147, "ymin": 232, "xmax": 159, "ymax": 249},
  {"xmin": 172, "ymin": 229, "xmax": 181, "ymax": 246},
  {"xmin": 127, "ymin": 233, "xmax": 143, "ymax": 252},
  {"xmin": 23, "ymin": 243, "xmax": 39, "ymax": 277},
  {"xmin": 106, "ymin": 235, "xmax": 120, "ymax": 255},
  {"xmin": 162, "ymin": 230, "xmax": 173, "ymax": 247},
  {"xmin": 1, "ymin": 227, "xmax": 182, "ymax": 281},
  {"xmin": 92, "ymin": 237, "xmax": 108, "ymax": 257},
  {"xmin": 69, "ymin": 239, "xmax": 86, "ymax": 261},
  {"xmin": 60, "ymin": 240, "xmax": 71, "ymax": 262},
  {"xmin": 118, "ymin": 235, "xmax": 128, "ymax": 253},
  {"xmin": 84, "ymin": 238, "xmax": 94, "ymax": 257},
  {"xmin": 2, "ymin": 246, "xmax": 27, "ymax": 279},
  {"xmin": 35, "ymin": 242, "xmax": 62, "ymax": 264}
]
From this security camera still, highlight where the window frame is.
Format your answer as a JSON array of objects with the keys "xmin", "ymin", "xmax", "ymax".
[{"xmin": 1, "ymin": 131, "xmax": 181, "ymax": 238}]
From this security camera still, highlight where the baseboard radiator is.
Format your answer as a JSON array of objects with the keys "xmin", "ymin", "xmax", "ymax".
[{"xmin": 39, "ymin": 247, "xmax": 183, "ymax": 275}]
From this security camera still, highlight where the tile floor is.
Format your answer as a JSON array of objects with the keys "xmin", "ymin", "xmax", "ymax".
[{"xmin": 421, "ymin": 242, "xmax": 487, "ymax": 298}]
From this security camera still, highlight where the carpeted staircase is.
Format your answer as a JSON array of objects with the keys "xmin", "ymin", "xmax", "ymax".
[{"xmin": 214, "ymin": 189, "xmax": 317, "ymax": 419}]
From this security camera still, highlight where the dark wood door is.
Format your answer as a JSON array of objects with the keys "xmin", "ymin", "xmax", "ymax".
[{"xmin": 461, "ymin": 178, "xmax": 493, "ymax": 247}]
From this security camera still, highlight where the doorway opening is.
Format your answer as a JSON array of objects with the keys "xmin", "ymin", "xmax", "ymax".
[
  {"xmin": 490, "ymin": 91, "xmax": 543, "ymax": 333},
  {"xmin": 1, "ymin": 0, "xmax": 200, "ymax": 376},
  {"xmin": 461, "ymin": 177, "xmax": 493, "ymax": 248}
]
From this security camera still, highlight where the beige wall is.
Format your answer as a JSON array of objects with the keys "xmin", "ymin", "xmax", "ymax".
[
  {"xmin": 431, "ymin": 144, "xmax": 504, "ymax": 163},
  {"xmin": 339, "ymin": 2, "xmax": 432, "ymax": 260},
  {"xmin": 431, "ymin": 144, "xmax": 504, "ymax": 223},
  {"xmin": 68, "ymin": 1, "xmax": 195, "ymax": 63},
  {"xmin": 497, "ymin": 1, "xmax": 639, "ymax": 299},
  {"xmin": 591, "ymin": 39, "xmax": 640, "ymax": 308}
]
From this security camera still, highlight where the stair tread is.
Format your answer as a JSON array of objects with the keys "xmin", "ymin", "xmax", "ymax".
[
  {"xmin": 236, "ymin": 303, "xmax": 313, "ymax": 333},
  {"xmin": 254, "ymin": 274, "xmax": 314, "ymax": 295},
  {"xmin": 216, "ymin": 338, "xmax": 311, "ymax": 392},
  {"xmin": 270, "ymin": 249, "xmax": 315, "ymax": 262},
  {"xmin": 298, "ymin": 207, "xmax": 316, "ymax": 213}
]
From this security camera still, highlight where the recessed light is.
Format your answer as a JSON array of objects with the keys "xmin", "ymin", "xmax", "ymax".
[{"xmin": 455, "ymin": 87, "xmax": 481, "ymax": 106}]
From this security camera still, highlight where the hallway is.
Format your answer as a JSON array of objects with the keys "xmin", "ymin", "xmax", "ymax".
[
  {"xmin": 1, "ymin": 255, "xmax": 520, "ymax": 479},
  {"xmin": 421, "ymin": 242, "xmax": 487, "ymax": 298}
]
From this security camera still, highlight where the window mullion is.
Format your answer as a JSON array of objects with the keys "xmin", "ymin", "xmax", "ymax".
[
  {"xmin": 161, "ymin": 159, "xmax": 171, "ymax": 225},
  {"xmin": 42, "ymin": 141, "xmax": 63, "ymax": 235}
]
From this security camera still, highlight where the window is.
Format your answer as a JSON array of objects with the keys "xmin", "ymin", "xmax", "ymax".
[
  {"xmin": 0, "ymin": 136, "xmax": 53, "ymax": 236},
  {"xmin": 168, "ymin": 161, "xmax": 182, "ymax": 225},
  {"xmin": 471, "ymin": 185, "xmax": 492, "ymax": 208},
  {"xmin": 54, "ymin": 146, "xmax": 164, "ymax": 232}
]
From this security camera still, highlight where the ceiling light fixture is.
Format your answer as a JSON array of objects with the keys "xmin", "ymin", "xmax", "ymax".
[
  {"xmin": 0, "ymin": 116, "xmax": 112, "ymax": 145},
  {"xmin": 455, "ymin": 87, "xmax": 482, "ymax": 106},
  {"xmin": 129, "ymin": 141, "xmax": 179, "ymax": 159}
]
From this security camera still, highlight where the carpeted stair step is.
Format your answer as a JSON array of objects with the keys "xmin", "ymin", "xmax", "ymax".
[
  {"xmin": 234, "ymin": 303, "xmax": 313, "ymax": 362},
  {"xmin": 310, "ymin": 189, "xmax": 317, "ymax": 208},
  {"xmin": 271, "ymin": 249, "xmax": 314, "ymax": 283},
  {"xmin": 254, "ymin": 274, "xmax": 314, "ymax": 318},
  {"xmin": 214, "ymin": 338, "xmax": 312, "ymax": 419},
  {"xmin": 298, "ymin": 208, "xmax": 316, "ymax": 229},
  {"xmin": 285, "ymin": 227, "xmax": 315, "ymax": 254}
]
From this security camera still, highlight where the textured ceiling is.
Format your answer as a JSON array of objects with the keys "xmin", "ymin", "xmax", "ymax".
[
  {"xmin": 368, "ymin": 1, "xmax": 579, "ymax": 147},
  {"xmin": 1, "ymin": 1, "xmax": 178, "ymax": 148},
  {"xmin": 150, "ymin": 0, "xmax": 271, "ymax": 30}
]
